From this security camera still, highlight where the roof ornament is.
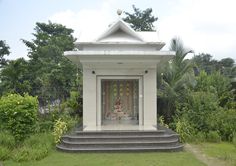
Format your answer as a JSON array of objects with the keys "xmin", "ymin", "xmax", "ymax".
[{"xmin": 117, "ymin": 9, "xmax": 122, "ymax": 17}]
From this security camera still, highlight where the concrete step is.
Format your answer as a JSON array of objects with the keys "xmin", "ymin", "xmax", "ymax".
[
  {"xmin": 74, "ymin": 130, "xmax": 166, "ymax": 136},
  {"xmin": 57, "ymin": 126, "xmax": 183, "ymax": 153},
  {"xmin": 61, "ymin": 139, "xmax": 179, "ymax": 148},
  {"xmin": 62, "ymin": 134, "xmax": 179, "ymax": 142},
  {"xmin": 56, "ymin": 144, "xmax": 184, "ymax": 152}
]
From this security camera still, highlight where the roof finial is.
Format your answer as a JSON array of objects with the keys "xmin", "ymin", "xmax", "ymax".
[{"xmin": 117, "ymin": 9, "xmax": 122, "ymax": 17}]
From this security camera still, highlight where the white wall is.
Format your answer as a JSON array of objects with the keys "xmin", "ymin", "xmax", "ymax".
[{"xmin": 83, "ymin": 67, "xmax": 157, "ymax": 131}]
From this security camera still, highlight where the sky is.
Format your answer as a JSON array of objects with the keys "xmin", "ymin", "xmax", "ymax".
[{"xmin": 0, "ymin": 0, "xmax": 236, "ymax": 61}]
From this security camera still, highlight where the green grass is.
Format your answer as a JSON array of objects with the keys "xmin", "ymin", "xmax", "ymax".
[
  {"xmin": 3, "ymin": 150, "xmax": 206, "ymax": 166},
  {"xmin": 198, "ymin": 142, "xmax": 236, "ymax": 166}
]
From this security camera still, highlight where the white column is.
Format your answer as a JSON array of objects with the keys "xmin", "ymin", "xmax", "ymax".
[
  {"xmin": 83, "ymin": 69, "xmax": 97, "ymax": 130},
  {"xmin": 143, "ymin": 68, "xmax": 157, "ymax": 130}
]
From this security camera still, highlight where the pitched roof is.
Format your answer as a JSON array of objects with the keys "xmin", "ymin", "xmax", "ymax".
[{"xmin": 95, "ymin": 19, "xmax": 144, "ymax": 42}]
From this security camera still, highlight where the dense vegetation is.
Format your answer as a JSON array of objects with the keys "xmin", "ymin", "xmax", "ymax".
[
  {"xmin": 157, "ymin": 38, "xmax": 236, "ymax": 143},
  {"xmin": 0, "ymin": 22, "xmax": 81, "ymax": 162}
]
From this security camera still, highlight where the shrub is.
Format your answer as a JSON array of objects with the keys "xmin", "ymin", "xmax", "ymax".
[
  {"xmin": 194, "ymin": 132, "xmax": 206, "ymax": 143},
  {"xmin": 175, "ymin": 118, "xmax": 195, "ymax": 142},
  {"xmin": 158, "ymin": 116, "xmax": 169, "ymax": 128},
  {"xmin": 215, "ymin": 109, "xmax": 236, "ymax": 141},
  {"xmin": 53, "ymin": 118, "xmax": 68, "ymax": 144},
  {"xmin": 0, "ymin": 146, "xmax": 11, "ymax": 161},
  {"xmin": 206, "ymin": 131, "xmax": 221, "ymax": 143},
  {"xmin": 0, "ymin": 131, "xmax": 15, "ymax": 149},
  {"xmin": 61, "ymin": 91, "xmax": 82, "ymax": 116},
  {"xmin": 0, "ymin": 94, "xmax": 38, "ymax": 142},
  {"xmin": 36, "ymin": 121, "xmax": 54, "ymax": 132}
]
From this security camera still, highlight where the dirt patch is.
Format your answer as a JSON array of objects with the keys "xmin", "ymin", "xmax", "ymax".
[{"xmin": 185, "ymin": 144, "xmax": 228, "ymax": 166}]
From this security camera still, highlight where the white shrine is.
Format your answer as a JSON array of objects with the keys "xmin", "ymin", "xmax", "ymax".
[{"xmin": 65, "ymin": 14, "xmax": 174, "ymax": 131}]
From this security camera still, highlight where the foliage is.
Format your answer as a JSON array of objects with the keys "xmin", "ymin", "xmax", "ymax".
[
  {"xmin": 36, "ymin": 121, "xmax": 54, "ymax": 133},
  {"xmin": 0, "ymin": 58, "xmax": 32, "ymax": 95},
  {"xmin": 175, "ymin": 117, "xmax": 195, "ymax": 142},
  {"xmin": 36, "ymin": 104, "xmax": 80, "ymax": 133},
  {"xmin": 158, "ymin": 116, "xmax": 169, "ymax": 128},
  {"xmin": 0, "ymin": 131, "xmax": 15, "ymax": 149},
  {"xmin": 61, "ymin": 91, "xmax": 82, "ymax": 116},
  {"xmin": 20, "ymin": 21, "xmax": 78, "ymax": 107},
  {"xmin": 0, "ymin": 94, "xmax": 38, "ymax": 142},
  {"xmin": 206, "ymin": 131, "xmax": 221, "ymax": 143},
  {"xmin": 184, "ymin": 92, "xmax": 219, "ymax": 132},
  {"xmin": 53, "ymin": 118, "xmax": 68, "ymax": 144},
  {"xmin": 193, "ymin": 53, "xmax": 235, "ymax": 78},
  {"xmin": 194, "ymin": 132, "xmax": 206, "ymax": 143},
  {"xmin": 0, "ymin": 131, "xmax": 15, "ymax": 161},
  {"xmin": 193, "ymin": 53, "xmax": 220, "ymax": 75},
  {"xmin": 232, "ymin": 134, "xmax": 236, "ymax": 148},
  {"xmin": 195, "ymin": 71, "xmax": 233, "ymax": 107},
  {"xmin": 175, "ymin": 91, "xmax": 218, "ymax": 132},
  {"xmin": 0, "ymin": 22, "xmax": 80, "ymax": 104},
  {"xmin": 0, "ymin": 40, "xmax": 10, "ymax": 67},
  {"xmin": 157, "ymin": 38, "xmax": 196, "ymax": 122},
  {"xmin": 175, "ymin": 88, "xmax": 236, "ymax": 142},
  {"xmin": 215, "ymin": 109, "xmax": 236, "ymax": 141},
  {"xmin": 0, "ymin": 146, "xmax": 11, "ymax": 161},
  {"xmin": 12, "ymin": 133, "xmax": 53, "ymax": 162},
  {"xmin": 123, "ymin": 5, "xmax": 158, "ymax": 31}
]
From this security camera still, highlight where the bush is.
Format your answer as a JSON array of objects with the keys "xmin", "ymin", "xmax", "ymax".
[
  {"xmin": 53, "ymin": 118, "xmax": 68, "ymax": 144},
  {"xmin": 0, "ymin": 94, "xmax": 38, "ymax": 142},
  {"xmin": 175, "ymin": 118, "xmax": 195, "ymax": 142},
  {"xmin": 158, "ymin": 116, "xmax": 169, "ymax": 128},
  {"xmin": 36, "ymin": 121, "xmax": 54, "ymax": 132},
  {"xmin": 206, "ymin": 131, "xmax": 221, "ymax": 143},
  {"xmin": 0, "ymin": 131, "xmax": 15, "ymax": 149},
  {"xmin": 0, "ymin": 146, "xmax": 11, "ymax": 161},
  {"xmin": 61, "ymin": 91, "xmax": 82, "ymax": 116},
  {"xmin": 194, "ymin": 132, "xmax": 206, "ymax": 143},
  {"xmin": 215, "ymin": 109, "xmax": 236, "ymax": 141}
]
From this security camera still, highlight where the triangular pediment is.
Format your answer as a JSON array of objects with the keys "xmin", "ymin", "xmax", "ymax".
[{"xmin": 96, "ymin": 19, "xmax": 144, "ymax": 42}]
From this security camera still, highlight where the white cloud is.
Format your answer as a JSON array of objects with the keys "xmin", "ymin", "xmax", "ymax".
[
  {"xmin": 158, "ymin": 0, "xmax": 236, "ymax": 59},
  {"xmin": 49, "ymin": 0, "xmax": 236, "ymax": 60},
  {"xmin": 49, "ymin": 0, "xmax": 116, "ymax": 42}
]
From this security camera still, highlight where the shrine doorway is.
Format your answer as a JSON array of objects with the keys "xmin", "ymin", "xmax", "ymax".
[{"xmin": 99, "ymin": 77, "xmax": 142, "ymax": 127}]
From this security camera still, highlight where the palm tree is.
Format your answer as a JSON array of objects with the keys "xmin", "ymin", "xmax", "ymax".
[{"xmin": 157, "ymin": 38, "xmax": 196, "ymax": 122}]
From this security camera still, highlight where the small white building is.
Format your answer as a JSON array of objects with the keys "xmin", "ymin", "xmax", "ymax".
[{"xmin": 65, "ymin": 18, "xmax": 174, "ymax": 131}]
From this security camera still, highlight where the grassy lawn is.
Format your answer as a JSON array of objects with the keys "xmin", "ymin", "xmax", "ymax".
[
  {"xmin": 3, "ymin": 150, "xmax": 206, "ymax": 166},
  {"xmin": 197, "ymin": 142, "xmax": 236, "ymax": 166}
]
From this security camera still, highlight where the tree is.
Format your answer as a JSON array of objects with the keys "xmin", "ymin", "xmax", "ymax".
[
  {"xmin": 123, "ymin": 5, "xmax": 158, "ymax": 31},
  {"xmin": 193, "ymin": 54, "xmax": 235, "ymax": 78},
  {"xmin": 0, "ymin": 58, "xmax": 31, "ymax": 95},
  {"xmin": 157, "ymin": 38, "xmax": 196, "ymax": 122},
  {"xmin": 219, "ymin": 58, "xmax": 235, "ymax": 78},
  {"xmin": 22, "ymin": 21, "xmax": 78, "ymax": 107},
  {"xmin": 220, "ymin": 58, "xmax": 234, "ymax": 68},
  {"xmin": 0, "ymin": 40, "xmax": 10, "ymax": 67},
  {"xmin": 193, "ymin": 53, "xmax": 221, "ymax": 75}
]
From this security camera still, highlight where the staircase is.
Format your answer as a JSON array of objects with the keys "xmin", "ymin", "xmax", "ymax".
[{"xmin": 56, "ymin": 125, "xmax": 183, "ymax": 152}]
